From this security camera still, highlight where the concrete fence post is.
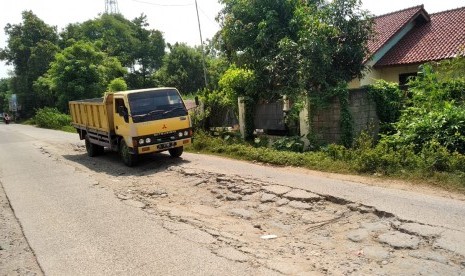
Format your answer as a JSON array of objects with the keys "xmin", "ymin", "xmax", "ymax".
[
  {"xmin": 238, "ymin": 97, "xmax": 246, "ymax": 139},
  {"xmin": 299, "ymin": 96, "xmax": 310, "ymax": 149}
]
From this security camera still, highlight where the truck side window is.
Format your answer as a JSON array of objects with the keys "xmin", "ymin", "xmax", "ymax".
[
  {"xmin": 115, "ymin": 98, "xmax": 129, "ymax": 123},
  {"xmin": 115, "ymin": 98, "xmax": 125, "ymax": 113}
]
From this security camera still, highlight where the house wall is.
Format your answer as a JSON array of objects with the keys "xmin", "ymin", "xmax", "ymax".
[{"xmin": 349, "ymin": 64, "xmax": 420, "ymax": 88}]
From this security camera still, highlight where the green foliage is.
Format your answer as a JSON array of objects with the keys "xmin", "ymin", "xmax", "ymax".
[
  {"xmin": 35, "ymin": 41, "xmax": 126, "ymax": 111},
  {"xmin": 154, "ymin": 43, "xmax": 205, "ymax": 94},
  {"xmin": 0, "ymin": 78, "xmax": 11, "ymax": 112},
  {"xmin": 272, "ymin": 136, "xmax": 304, "ymax": 153},
  {"xmin": 253, "ymin": 136, "xmax": 269, "ymax": 148},
  {"xmin": 107, "ymin": 78, "xmax": 128, "ymax": 92},
  {"xmin": 33, "ymin": 107, "xmax": 71, "ymax": 130},
  {"xmin": 366, "ymin": 80, "xmax": 405, "ymax": 135},
  {"xmin": 60, "ymin": 13, "xmax": 165, "ymax": 89},
  {"xmin": 196, "ymin": 65, "xmax": 256, "ymax": 136},
  {"xmin": 0, "ymin": 11, "xmax": 59, "ymax": 117},
  {"xmin": 382, "ymin": 62, "xmax": 465, "ymax": 154},
  {"xmin": 218, "ymin": 65, "xmax": 256, "ymax": 106},
  {"xmin": 218, "ymin": 0, "xmax": 372, "ymax": 100},
  {"xmin": 205, "ymin": 56, "xmax": 230, "ymax": 92},
  {"xmin": 387, "ymin": 103, "xmax": 465, "ymax": 153},
  {"xmin": 188, "ymin": 132, "xmax": 465, "ymax": 191},
  {"xmin": 338, "ymin": 86, "xmax": 354, "ymax": 147},
  {"xmin": 219, "ymin": 65, "xmax": 256, "ymax": 139},
  {"xmin": 432, "ymin": 49, "xmax": 465, "ymax": 81}
]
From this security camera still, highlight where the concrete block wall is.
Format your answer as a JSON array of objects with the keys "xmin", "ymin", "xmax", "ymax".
[{"xmin": 311, "ymin": 88, "xmax": 379, "ymax": 144}]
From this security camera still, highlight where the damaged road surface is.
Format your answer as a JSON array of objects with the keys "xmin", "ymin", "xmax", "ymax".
[{"xmin": 1, "ymin": 125, "xmax": 465, "ymax": 275}]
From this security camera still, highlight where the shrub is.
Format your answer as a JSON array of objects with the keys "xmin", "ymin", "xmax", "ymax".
[
  {"xmin": 381, "ymin": 62, "xmax": 465, "ymax": 154},
  {"xmin": 419, "ymin": 140, "xmax": 452, "ymax": 173},
  {"xmin": 272, "ymin": 136, "xmax": 305, "ymax": 153},
  {"xmin": 366, "ymin": 80, "xmax": 405, "ymax": 135},
  {"xmin": 33, "ymin": 107, "xmax": 71, "ymax": 130},
  {"xmin": 107, "ymin": 77, "xmax": 128, "ymax": 92},
  {"xmin": 322, "ymin": 144, "xmax": 352, "ymax": 161},
  {"xmin": 254, "ymin": 136, "xmax": 269, "ymax": 148}
]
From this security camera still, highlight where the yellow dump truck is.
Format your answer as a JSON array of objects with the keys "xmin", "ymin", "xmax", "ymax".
[{"xmin": 69, "ymin": 87, "xmax": 194, "ymax": 166}]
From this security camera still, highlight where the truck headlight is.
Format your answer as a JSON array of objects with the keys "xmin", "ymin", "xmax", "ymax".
[
  {"xmin": 184, "ymin": 130, "xmax": 189, "ymax": 136},
  {"xmin": 145, "ymin": 138, "xmax": 151, "ymax": 144},
  {"xmin": 139, "ymin": 138, "xmax": 145, "ymax": 145},
  {"xmin": 178, "ymin": 132, "xmax": 183, "ymax": 138}
]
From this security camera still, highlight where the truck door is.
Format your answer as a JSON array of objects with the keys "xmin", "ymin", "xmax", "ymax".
[{"xmin": 114, "ymin": 97, "xmax": 131, "ymax": 142}]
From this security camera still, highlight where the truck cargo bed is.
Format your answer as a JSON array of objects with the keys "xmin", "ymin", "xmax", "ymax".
[{"xmin": 69, "ymin": 94, "xmax": 114, "ymax": 133}]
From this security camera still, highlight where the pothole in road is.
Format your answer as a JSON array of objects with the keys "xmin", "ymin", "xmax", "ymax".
[{"xmin": 109, "ymin": 165, "xmax": 465, "ymax": 275}]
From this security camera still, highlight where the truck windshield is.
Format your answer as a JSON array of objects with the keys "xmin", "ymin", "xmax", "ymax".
[{"xmin": 128, "ymin": 89, "xmax": 187, "ymax": 123}]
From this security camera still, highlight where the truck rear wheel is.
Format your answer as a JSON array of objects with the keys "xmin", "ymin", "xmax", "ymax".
[
  {"xmin": 119, "ymin": 141, "xmax": 137, "ymax": 167},
  {"xmin": 168, "ymin": 146, "xmax": 183, "ymax": 158},
  {"xmin": 85, "ymin": 135, "xmax": 102, "ymax": 157}
]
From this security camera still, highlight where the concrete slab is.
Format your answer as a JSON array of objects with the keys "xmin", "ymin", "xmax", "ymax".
[{"xmin": 378, "ymin": 231, "xmax": 420, "ymax": 249}]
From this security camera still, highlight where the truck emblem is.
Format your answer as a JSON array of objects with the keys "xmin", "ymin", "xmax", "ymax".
[{"xmin": 162, "ymin": 124, "xmax": 167, "ymax": 129}]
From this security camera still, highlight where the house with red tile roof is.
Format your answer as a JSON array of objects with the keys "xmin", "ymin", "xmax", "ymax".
[
  {"xmin": 302, "ymin": 5, "xmax": 465, "ymax": 145},
  {"xmin": 349, "ymin": 5, "xmax": 465, "ymax": 88}
]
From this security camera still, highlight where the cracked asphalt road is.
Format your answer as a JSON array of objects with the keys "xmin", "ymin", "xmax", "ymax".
[{"xmin": 1, "ymin": 124, "xmax": 465, "ymax": 275}]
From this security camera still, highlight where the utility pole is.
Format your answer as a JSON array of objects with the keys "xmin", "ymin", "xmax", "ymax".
[
  {"xmin": 194, "ymin": 0, "xmax": 208, "ymax": 88},
  {"xmin": 105, "ymin": 0, "xmax": 119, "ymax": 14}
]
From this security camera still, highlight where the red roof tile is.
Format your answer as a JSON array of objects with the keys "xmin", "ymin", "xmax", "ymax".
[
  {"xmin": 367, "ymin": 5, "xmax": 427, "ymax": 58},
  {"xmin": 376, "ymin": 7, "xmax": 465, "ymax": 67}
]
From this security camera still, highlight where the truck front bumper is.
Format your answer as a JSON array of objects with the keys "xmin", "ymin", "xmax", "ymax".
[{"xmin": 136, "ymin": 138, "xmax": 191, "ymax": 154}]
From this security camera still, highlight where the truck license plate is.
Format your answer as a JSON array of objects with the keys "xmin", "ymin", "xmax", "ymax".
[{"xmin": 157, "ymin": 142, "xmax": 175, "ymax": 150}]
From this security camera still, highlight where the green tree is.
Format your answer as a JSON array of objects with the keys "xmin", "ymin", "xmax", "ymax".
[
  {"xmin": 155, "ymin": 43, "xmax": 205, "ymax": 94},
  {"xmin": 0, "ymin": 78, "xmax": 11, "ymax": 112},
  {"xmin": 69, "ymin": 13, "xmax": 137, "ymax": 67},
  {"xmin": 35, "ymin": 41, "xmax": 126, "ymax": 111},
  {"xmin": 218, "ymin": 0, "xmax": 372, "ymax": 99},
  {"xmin": 60, "ymin": 13, "xmax": 166, "ymax": 89},
  {"xmin": 218, "ymin": 0, "xmax": 301, "ymax": 98},
  {"xmin": 0, "ymin": 11, "xmax": 59, "ymax": 117},
  {"xmin": 127, "ymin": 15, "xmax": 165, "ymax": 88}
]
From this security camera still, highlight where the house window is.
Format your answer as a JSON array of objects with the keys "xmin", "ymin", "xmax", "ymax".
[{"xmin": 399, "ymin": 73, "xmax": 417, "ymax": 86}]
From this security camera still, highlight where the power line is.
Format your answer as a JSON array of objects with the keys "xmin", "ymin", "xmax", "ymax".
[{"xmin": 198, "ymin": 6, "xmax": 217, "ymax": 26}]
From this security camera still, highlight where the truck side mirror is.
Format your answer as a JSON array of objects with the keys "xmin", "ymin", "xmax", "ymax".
[{"xmin": 194, "ymin": 96, "xmax": 199, "ymax": 106}]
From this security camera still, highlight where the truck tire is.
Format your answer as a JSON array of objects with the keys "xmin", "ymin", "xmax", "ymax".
[
  {"xmin": 85, "ymin": 135, "xmax": 99, "ymax": 157},
  {"xmin": 168, "ymin": 146, "xmax": 183, "ymax": 158},
  {"xmin": 119, "ymin": 141, "xmax": 137, "ymax": 167}
]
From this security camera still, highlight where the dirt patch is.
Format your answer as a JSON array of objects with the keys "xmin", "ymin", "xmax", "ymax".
[{"xmin": 0, "ymin": 181, "xmax": 43, "ymax": 276}]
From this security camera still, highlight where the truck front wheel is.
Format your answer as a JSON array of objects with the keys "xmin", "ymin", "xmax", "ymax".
[
  {"xmin": 119, "ymin": 141, "xmax": 137, "ymax": 167},
  {"xmin": 85, "ymin": 135, "xmax": 102, "ymax": 157},
  {"xmin": 168, "ymin": 146, "xmax": 183, "ymax": 158}
]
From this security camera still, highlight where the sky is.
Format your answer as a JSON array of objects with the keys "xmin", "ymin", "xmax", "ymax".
[{"xmin": 1, "ymin": 0, "xmax": 464, "ymax": 78}]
